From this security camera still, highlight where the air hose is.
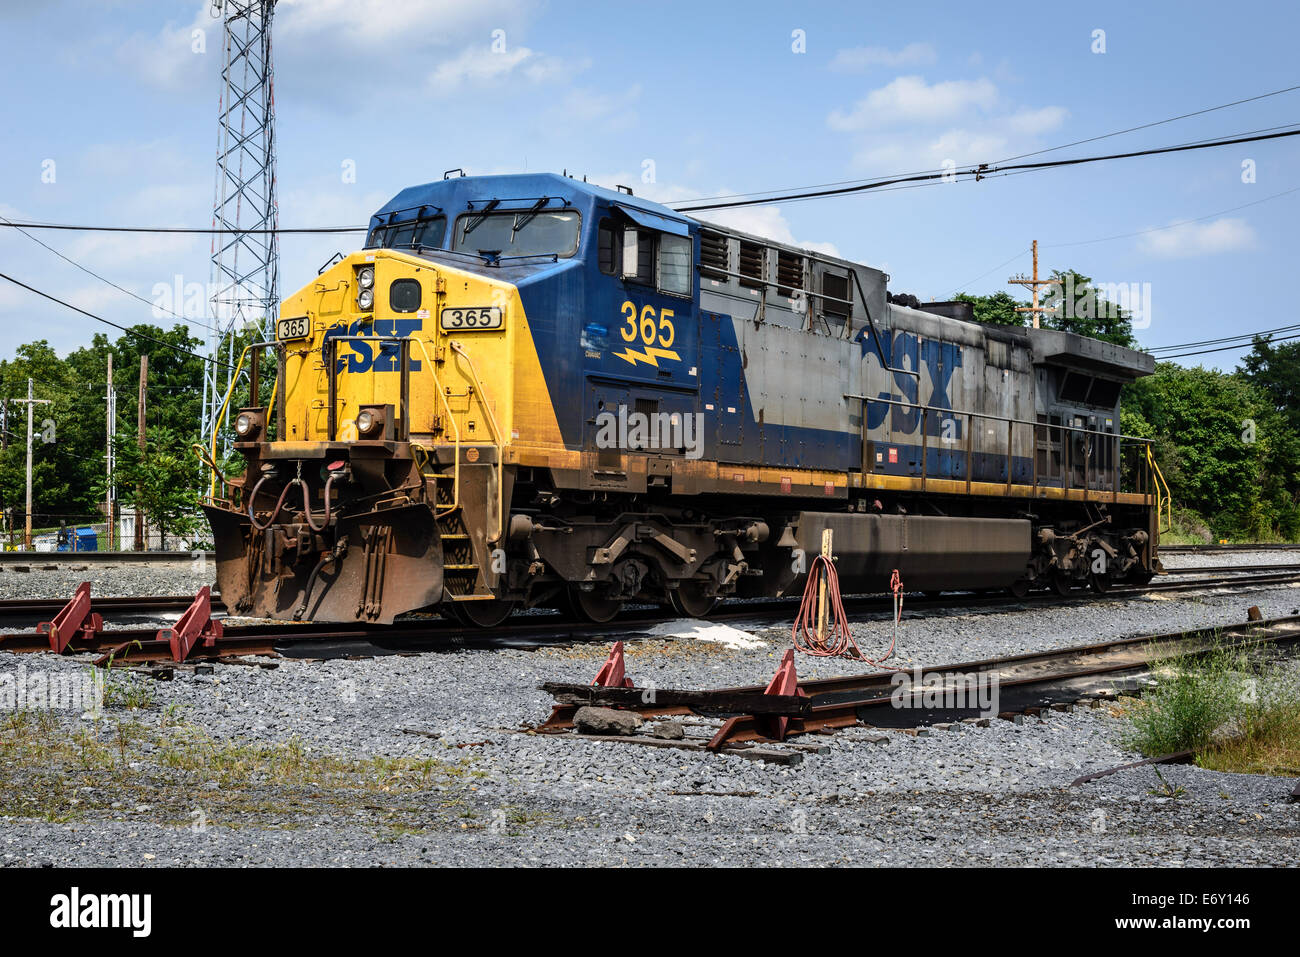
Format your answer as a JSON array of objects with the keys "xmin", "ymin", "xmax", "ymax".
[{"xmin": 791, "ymin": 557, "xmax": 906, "ymax": 669}]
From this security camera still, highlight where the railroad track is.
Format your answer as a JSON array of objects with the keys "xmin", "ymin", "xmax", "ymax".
[
  {"xmin": 1159, "ymin": 543, "xmax": 1300, "ymax": 554},
  {"xmin": 536, "ymin": 615, "xmax": 1300, "ymax": 756},
  {"xmin": 1, "ymin": 564, "xmax": 1299, "ymax": 664},
  {"xmin": 0, "ymin": 550, "xmax": 212, "ymax": 567}
]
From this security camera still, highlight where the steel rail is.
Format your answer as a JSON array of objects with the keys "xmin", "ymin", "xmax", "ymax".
[
  {"xmin": 538, "ymin": 616, "xmax": 1300, "ymax": 748},
  {"xmin": 2, "ymin": 567, "xmax": 1298, "ymax": 664}
]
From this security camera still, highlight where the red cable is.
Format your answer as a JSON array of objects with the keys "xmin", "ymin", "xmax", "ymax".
[{"xmin": 791, "ymin": 558, "xmax": 907, "ymax": 669}]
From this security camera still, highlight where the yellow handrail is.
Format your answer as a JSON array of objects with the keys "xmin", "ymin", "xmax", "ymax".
[
  {"xmin": 1146, "ymin": 444, "xmax": 1172, "ymax": 534},
  {"xmin": 406, "ymin": 337, "xmax": 462, "ymax": 517},
  {"xmin": 206, "ymin": 343, "xmax": 280, "ymax": 499},
  {"xmin": 448, "ymin": 339, "xmax": 505, "ymax": 545}
]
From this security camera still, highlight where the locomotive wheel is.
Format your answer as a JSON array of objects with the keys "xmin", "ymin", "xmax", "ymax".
[
  {"xmin": 1089, "ymin": 572, "xmax": 1111, "ymax": 594},
  {"xmin": 667, "ymin": 582, "xmax": 718, "ymax": 619},
  {"xmin": 570, "ymin": 587, "xmax": 622, "ymax": 624},
  {"xmin": 1050, "ymin": 572, "xmax": 1073, "ymax": 597},
  {"xmin": 1008, "ymin": 578, "xmax": 1031, "ymax": 599},
  {"xmin": 449, "ymin": 598, "xmax": 516, "ymax": 628}
]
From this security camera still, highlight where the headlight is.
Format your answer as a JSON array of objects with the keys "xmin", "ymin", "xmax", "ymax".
[
  {"xmin": 357, "ymin": 288, "xmax": 374, "ymax": 311},
  {"xmin": 234, "ymin": 407, "xmax": 264, "ymax": 439},
  {"xmin": 355, "ymin": 405, "xmax": 386, "ymax": 439},
  {"xmin": 357, "ymin": 266, "xmax": 375, "ymax": 289}
]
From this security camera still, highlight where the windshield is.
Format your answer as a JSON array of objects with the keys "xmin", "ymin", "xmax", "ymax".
[
  {"xmin": 451, "ymin": 209, "xmax": 580, "ymax": 258},
  {"xmin": 366, "ymin": 216, "xmax": 445, "ymax": 250}
]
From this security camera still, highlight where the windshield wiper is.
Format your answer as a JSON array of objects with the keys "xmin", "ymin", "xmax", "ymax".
[
  {"xmin": 462, "ymin": 198, "xmax": 501, "ymax": 237},
  {"xmin": 511, "ymin": 197, "xmax": 550, "ymax": 238}
]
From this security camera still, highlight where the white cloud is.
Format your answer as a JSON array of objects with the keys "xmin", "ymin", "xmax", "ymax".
[
  {"xmin": 113, "ymin": 3, "xmax": 211, "ymax": 89},
  {"xmin": 276, "ymin": 0, "xmax": 526, "ymax": 48},
  {"xmin": 547, "ymin": 84, "xmax": 639, "ymax": 128},
  {"xmin": 1002, "ymin": 105, "xmax": 1069, "ymax": 137},
  {"xmin": 114, "ymin": 0, "xmax": 535, "ymax": 94},
  {"xmin": 582, "ymin": 176, "xmax": 841, "ymax": 257},
  {"xmin": 698, "ymin": 207, "xmax": 841, "ymax": 258},
  {"xmin": 64, "ymin": 232, "xmax": 200, "ymax": 271},
  {"xmin": 1138, "ymin": 217, "xmax": 1256, "ymax": 258},
  {"xmin": 828, "ymin": 75, "xmax": 999, "ymax": 131},
  {"xmin": 825, "ymin": 74, "xmax": 1068, "ymax": 172},
  {"xmin": 829, "ymin": 43, "xmax": 937, "ymax": 72},
  {"xmin": 427, "ymin": 43, "xmax": 579, "ymax": 93}
]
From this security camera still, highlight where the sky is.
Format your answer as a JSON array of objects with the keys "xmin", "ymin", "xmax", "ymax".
[{"xmin": 0, "ymin": 0, "xmax": 1296, "ymax": 370}]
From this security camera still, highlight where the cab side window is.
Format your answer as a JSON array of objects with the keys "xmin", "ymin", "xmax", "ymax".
[
  {"xmin": 598, "ymin": 221, "xmax": 618, "ymax": 274},
  {"xmin": 612, "ymin": 225, "xmax": 691, "ymax": 298},
  {"xmin": 657, "ymin": 234, "xmax": 692, "ymax": 297}
]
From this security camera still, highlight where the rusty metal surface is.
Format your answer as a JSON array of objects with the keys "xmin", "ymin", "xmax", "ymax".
[
  {"xmin": 1070, "ymin": 751, "xmax": 1196, "ymax": 787},
  {"xmin": 159, "ymin": 587, "xmax": 224, "ymax": 662},
  {"xmin": 204, "ymin": 499, "xmax": 443, "ymax": 625},
  {"xmin": 537, "ymin": 616, "xmax": 1300, "ymax": 748},
  {"xmin": 35, "ymin": 582, "xmax": 102, "ymax": 654}
]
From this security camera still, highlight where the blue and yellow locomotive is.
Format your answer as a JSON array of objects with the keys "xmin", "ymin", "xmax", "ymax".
[{"xmin": 203, "ymin": 171, "xmax": 1164, "ymax": 625}]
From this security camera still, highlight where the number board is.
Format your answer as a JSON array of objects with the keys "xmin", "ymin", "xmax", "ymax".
[
  {"xmin": 276, "ymin": 316, "xmax": 310, "ymax": 340},
  {"xmin": 440, "ymin": 306, "xmax": 503, "ymax": 331}
]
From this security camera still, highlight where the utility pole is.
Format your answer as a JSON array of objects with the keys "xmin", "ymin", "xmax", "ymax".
[
  {"xmin": 105, "ymin": 354, "xmax": 116, "ymax": 552},
  {"xmin": 10, "ymin": 379, "xmax": 52, "ymax": 550},
  {"xmin": 135, "ymin": 356, "xmax": 147, "ymax": 551},
  {"xmin": 1008, "ymin": 240, "xmax": 1055, "ymax": 329}
]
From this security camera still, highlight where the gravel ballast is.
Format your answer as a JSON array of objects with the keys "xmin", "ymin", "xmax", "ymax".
[{"xmin": 1, "ymin": 551, "xmax": 1297, "ymax": 867}]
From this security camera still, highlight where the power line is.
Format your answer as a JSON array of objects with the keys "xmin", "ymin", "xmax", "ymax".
[
  {"xmin": 0, "ymin": 213, "xmax": 222, "ymax": 334},
  {"xmin": 990, "ymin": 83, "xmax": 1300, "ymax": 164},
  {"xmin": 1157, "ymin": 332, "xmax": 1300, "ymax": 360},
  {"xmin": 668, "ymin": 83, "xmax": 1300, "ymax": 206},
  {"xmin": 674, "ymin": 126, "xmax": 1300, "ymax": 212},
  {"xmin": 1043, "ymin": 185, "xmax": 1300, "ymax": 249},
  {"xmin": 1149, "ymin": 323, "xmax": 1300, "ymax": 353},
  {"xmin": 946, "ymin": 247, "xmax": 1031, "ymax": 298},
  {"xmin": 0, "ymin": 221, "xmax": 361, "ymax": 235},
  {"xmin": 0, "ymin": 271, "xmax": 237, "ymax": 372}
]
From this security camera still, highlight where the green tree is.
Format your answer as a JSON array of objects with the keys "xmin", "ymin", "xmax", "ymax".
[
  {"xmin": 952, "ymin": 290, "xmax": 1025, "ymax": 326},
  {"xmin": 1241, "ymin": 334, "xmax": 1300, "ymax": 432},
  {"xmin": 954, "ymin": 269, "xmax": 1138, "ymax": 347},
  {"xmin": 100, "ymin": 426, "xmax": 206, "ymax": 548},
  {"xmin": 1037, "ymin": 269, "xmax": 1138, "ymax": 347}
]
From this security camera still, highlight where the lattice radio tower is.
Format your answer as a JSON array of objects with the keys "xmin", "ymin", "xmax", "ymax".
[{"xmin": 201, "ymin": 0, "xmax": 279, "ymax": 452}]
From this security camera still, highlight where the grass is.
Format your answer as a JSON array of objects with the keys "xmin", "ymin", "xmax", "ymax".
[
  {"xmin": 1121, "ymin": 641, "xmax": 1300, "ymax": 777},
  {"xmin": 1199, "ymin": 667, "xmax": 1300, "ymax": 776},
  {"xmin": 1122, "ymin": 642, "xmax": 1250, "ymax": 756},
  {"xmin": 0, "ymin": 708, "xmax": 491, "ymax": 835}
]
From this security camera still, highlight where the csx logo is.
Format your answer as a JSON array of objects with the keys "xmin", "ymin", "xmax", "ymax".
[
  {"xmin": 855, "ymin": 327, "xmax": 963, "ymax": 437},
  {"xmin": 322, "ymin": 319, "xmax": 423, "ymax": 375}
]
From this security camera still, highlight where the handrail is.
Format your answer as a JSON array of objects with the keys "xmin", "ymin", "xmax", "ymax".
[
  {"xmin": 845, "ymin": 390, "xmax": 1154, "ymax": 498},
  {"xmin": 207, "ymin": 340, "xmax": 281, "ymax": 499},
  {"xmin": 844, "ymin": 391, "xmax": 1153, "ymax": 446},
  {"xmin": 406, "ymin": 337, "xmax": 463, "ymax": 517},
  {"xmin": 1146, "ymin": 444, "xmax": 1173, "ymax": 532},
  {"xmin": 448, "ymin": 339, "xmax": 505, "ymax": 545}
]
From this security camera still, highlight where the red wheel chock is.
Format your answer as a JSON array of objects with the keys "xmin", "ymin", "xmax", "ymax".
[
  {"xmin": 37, "ymin": 582, "xmax": 104, "ymax": 654},
  {"xmin": 708, "ymin": 648, "xmax": 808, "ymax": 750},
  {"xmin": 159, "ymin": 586, "xmax": 224, "ymax": 662},
  {"xmin": 591, "ymin": 640, "xmax": 634, "ymax": 688}
]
